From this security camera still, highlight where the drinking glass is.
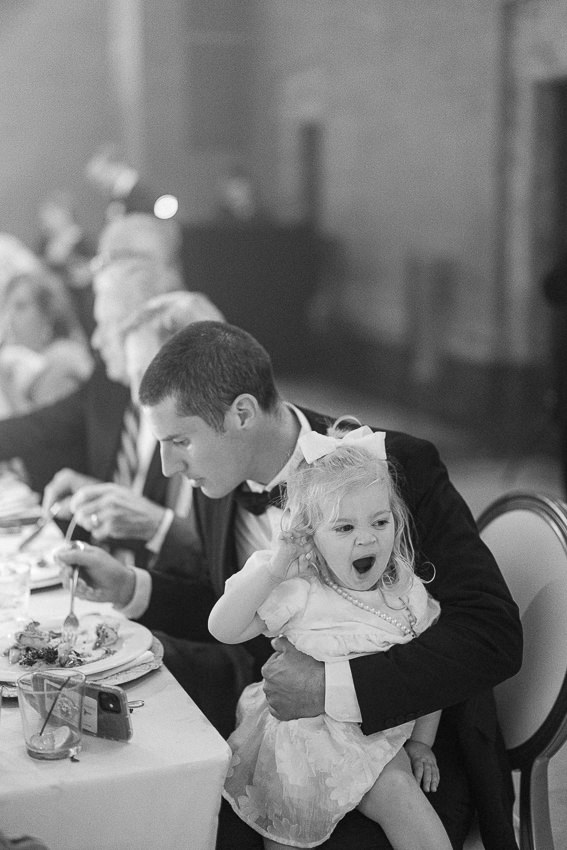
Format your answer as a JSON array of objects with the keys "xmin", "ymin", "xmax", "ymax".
[
  {"xmin": 0, "ymin": 556, "xmax": 31, "ymax": 626},
  {"xmin": 17, "ymin": 669, "xmax": 86, "ymax": 760}
]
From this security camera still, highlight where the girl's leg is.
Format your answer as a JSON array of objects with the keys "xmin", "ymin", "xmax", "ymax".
[{"xmin": 358, "ymin": 747, "xmax": 452, "ymax": 850}]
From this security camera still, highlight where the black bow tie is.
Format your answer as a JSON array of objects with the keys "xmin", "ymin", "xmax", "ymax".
[{"xmin": 233, "ymin": 483, "xmax": 286, "ymax": 515}]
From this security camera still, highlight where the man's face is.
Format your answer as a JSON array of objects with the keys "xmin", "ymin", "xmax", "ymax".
[
  {"xmin": 91, "ymin": 279, "xmax": 133, "ymax": 384},
  {"xmin": 145, "ymin": 395, "xmax": 250, "ymax": 499}
]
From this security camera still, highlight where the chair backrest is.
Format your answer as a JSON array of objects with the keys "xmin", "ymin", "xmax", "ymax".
[{"xmin": 477, "ymin": 491, "xmax": 567, "ymax": 769}]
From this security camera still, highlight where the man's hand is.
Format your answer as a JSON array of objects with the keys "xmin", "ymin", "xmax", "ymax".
[
  {"xmin": 261, "ymin": 636, "xmax": 325, "ymax": 720},
  {"xmin": 42, "ymin": 468, "xmax": 101, "ymax": 518},
  {"xmin": 69, "ymin": 483, "xmax": 166, "ymax": 542},
  {"xmin": 55, "ymin": 542, "xmax": 136, "ymax": 608},
  {"xmin": 404, "ymin": 739, "xmax": 440, "ymax": 793}
]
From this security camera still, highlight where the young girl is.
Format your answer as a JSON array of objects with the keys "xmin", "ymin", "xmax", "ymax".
[{"xmin": 208, "ymin": 422, "xmax": 452, "ymax": 850}]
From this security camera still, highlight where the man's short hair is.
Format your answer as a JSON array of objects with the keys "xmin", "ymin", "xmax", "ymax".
[{"xmin": 138, "ymin": 321, "xmax": 281, "ymax": 431}]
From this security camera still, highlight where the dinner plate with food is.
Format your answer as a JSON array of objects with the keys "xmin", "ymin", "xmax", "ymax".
[{"xmin": 0, "ymin": 614, "xmax": 154, "ymax": 683}]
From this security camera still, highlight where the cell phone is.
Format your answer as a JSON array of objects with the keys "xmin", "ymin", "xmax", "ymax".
[{"xmin": 82, "ymin": 682, "xmax": 133, "ymax": 741}]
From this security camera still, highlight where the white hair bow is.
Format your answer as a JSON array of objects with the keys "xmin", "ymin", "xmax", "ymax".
[{"xmin": 299, "ymin": 426, "xmax": 387, "ymax": 464}]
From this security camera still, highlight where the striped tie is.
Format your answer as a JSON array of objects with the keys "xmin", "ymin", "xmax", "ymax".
[{"xmin": 113, "ymin": 403, "xmax": 140, "ymax": 487}]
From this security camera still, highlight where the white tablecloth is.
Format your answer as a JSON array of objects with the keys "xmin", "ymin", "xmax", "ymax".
[{"xmin": 0, "ymin": 587, "xmax": 231, "ymax": 850}]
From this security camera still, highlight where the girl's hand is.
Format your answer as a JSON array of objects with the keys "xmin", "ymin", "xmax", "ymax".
[
  {"xmin": 267, "ymin": 532, "xmax": 315, "ymax": 581},
  {"xmin": 404, "ymin": 740, "xmax": 440, "ymax": 793}
]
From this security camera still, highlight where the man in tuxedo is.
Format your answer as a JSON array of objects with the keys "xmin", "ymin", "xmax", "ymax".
[{"xmin": 58, "ymin": 321, "xmax": 522, "ymax": 850}]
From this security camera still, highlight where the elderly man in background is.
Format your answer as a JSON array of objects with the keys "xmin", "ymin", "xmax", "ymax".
[
  {"xmin": 39, "ymin": 262, "xmax": 224, "ymax": 575},
  {"xmin": 66, "ymin": 289, "xmax": 225, "ymax": 573}
]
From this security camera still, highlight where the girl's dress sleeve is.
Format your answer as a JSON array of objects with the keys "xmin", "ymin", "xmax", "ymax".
[
  {"xmin": 256, "ymin": 574, "xmax": 311, "ymax": 636},
  {"xmin": 221, "ymin": 550, "xmax": 311, "ymax": 637}
]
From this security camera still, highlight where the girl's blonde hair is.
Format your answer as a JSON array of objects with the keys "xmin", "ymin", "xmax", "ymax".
[{"xmin": 284, "ymin": 420, "xmax": 415, "ymax": 595}]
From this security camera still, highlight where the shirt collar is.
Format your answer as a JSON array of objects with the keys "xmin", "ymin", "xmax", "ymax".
[{"xmin": 244, "ymin": 404, "xmax": 311, "ymax": 493}]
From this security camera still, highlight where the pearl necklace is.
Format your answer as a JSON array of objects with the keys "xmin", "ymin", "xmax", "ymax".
[{"xmin": 322, "ymin": 577, "xmax": 417, "ymax": 637}]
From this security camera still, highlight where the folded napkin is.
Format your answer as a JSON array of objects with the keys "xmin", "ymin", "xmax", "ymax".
[{"xmin": 91, "ymin": 640, "xmax": 164, "ymax": 685}]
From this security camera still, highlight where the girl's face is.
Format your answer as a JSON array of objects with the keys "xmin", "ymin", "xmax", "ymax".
[{"xmin": 313, "ymin": 479, "xmax": 395, "ymax": 592}]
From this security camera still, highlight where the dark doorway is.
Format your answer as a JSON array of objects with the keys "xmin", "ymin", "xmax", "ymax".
[{"xmin": 532, "ymin": 79, "xmax": 567, "ymax": 281}]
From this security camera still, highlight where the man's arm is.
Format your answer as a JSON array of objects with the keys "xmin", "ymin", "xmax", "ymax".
[
  {"xmin": 350, "ymin": 436, "xmax": 522, "ymax": 734},
  {"xmin": 57, "ymin": 542, "xmax": 217, "ymax": 642},
  {"xmin": 136, "ymin": 568, "xmax": 218, "ymax": 639}
]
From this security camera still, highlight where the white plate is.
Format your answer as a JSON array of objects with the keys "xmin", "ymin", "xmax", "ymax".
[
  {"xmin": 0, "ymin": 615, "xmax": 154, "ymax": 683},
  {"xmin": 0, "ymin": 523, "xmax": 64, "ymax": 590}
]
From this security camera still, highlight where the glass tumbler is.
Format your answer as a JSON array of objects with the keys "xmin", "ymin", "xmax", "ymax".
[{"xmin": 17, "ymin": 669, "xmax": 86, "ymax": 760}]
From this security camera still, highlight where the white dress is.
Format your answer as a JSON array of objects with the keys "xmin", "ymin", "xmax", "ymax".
[{"xmin": 223, "ymin": 553, "xmax": 441, "ymax": 848}]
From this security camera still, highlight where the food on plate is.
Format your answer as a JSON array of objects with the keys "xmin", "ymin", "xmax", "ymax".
[{"xmin": 4, "ymin": 618, "xmax": 121, "ymax": 669}]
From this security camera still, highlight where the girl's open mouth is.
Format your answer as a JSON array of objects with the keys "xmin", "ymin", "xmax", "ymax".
[{"xmin": 352, "ymin": 556, "xmax": 375, "ymax": 574}]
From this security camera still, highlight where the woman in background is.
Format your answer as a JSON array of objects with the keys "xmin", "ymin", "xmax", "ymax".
[{"xmin": 0, "ymin": 269, "xmax": 93, "ymax": 417}]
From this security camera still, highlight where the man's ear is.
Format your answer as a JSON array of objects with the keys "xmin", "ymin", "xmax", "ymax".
[{"xmin": 229, "ymin": 394, "xmax": 259, "ymax": 429}]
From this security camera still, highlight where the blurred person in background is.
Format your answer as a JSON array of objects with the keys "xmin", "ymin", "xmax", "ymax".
[
  {"xmin": 65, "ymin": 288, "xmax": 225, "ymax": 574},
  {"xmin": 0, "ymin": 258, "xmax": 179, "ymax": 512},
  {"xmin": 36, "ymin": 190, "xmax": 95, "ymax": 336},
  {"xmin": 0, "ymin": 233, "xmax": 43, "ymax": 301},
  {"xmin": 214, "ymin": 164, "xmax": 271, "ymax": 227},
  {"xmin": 0, "ymin": 269, "xmax": 93, "ymax": 418}
]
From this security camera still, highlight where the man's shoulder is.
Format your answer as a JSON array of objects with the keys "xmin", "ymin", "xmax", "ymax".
[{"xmin": 296, "ymin": 405, "xmax": 436, "ymax": 459}]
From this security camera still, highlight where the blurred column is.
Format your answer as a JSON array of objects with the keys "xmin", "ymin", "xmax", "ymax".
[{"xmin": 107, "ymin": 0, "xmax": 146, "ymax": 171}]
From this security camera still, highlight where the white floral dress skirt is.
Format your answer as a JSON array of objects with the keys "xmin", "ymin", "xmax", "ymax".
[{"xmin": 222, "ymin": 554, "xmax": 441, "ymax": 848}]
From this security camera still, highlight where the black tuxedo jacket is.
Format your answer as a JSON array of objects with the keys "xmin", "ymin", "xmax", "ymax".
[{"xmin": 140, "ymin": 407, "xmax": 522, "ymax": 732}]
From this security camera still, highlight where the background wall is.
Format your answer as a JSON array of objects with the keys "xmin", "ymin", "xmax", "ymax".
[{"xmin": 0, "ymin": 0, "xmax": 560, "ymax": 446}]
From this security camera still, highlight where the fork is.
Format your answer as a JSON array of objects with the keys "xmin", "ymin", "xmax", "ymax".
[
  {"xmin": 59, "ymin": 515, "xmax": 83, "ymax": 643},
  {"xmin": 61, "ymin": 566, "xmax": 80, "ymax": 644}
]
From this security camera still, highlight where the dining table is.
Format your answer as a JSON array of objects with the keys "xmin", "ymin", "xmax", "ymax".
[{"xmin": 0, "ymin": 573, "xmax": 232, "ymax": 849}]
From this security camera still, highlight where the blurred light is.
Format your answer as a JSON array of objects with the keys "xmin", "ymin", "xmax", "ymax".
[{"xmin": 154, "ymin": 194, "xmax": 179, "ymax": 219}]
